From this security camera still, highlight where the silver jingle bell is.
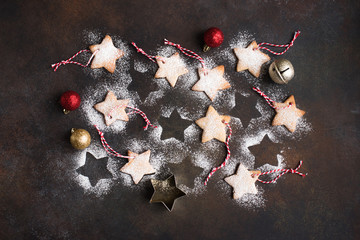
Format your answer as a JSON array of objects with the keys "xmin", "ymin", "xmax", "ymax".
[{"xmin": 269, "ymin": 59, "xmax": 294, "ymax": 84}]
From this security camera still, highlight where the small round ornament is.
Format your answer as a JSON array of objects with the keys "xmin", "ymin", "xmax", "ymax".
[
  {"xmin": 269, "ymin": 59, "xmax": 294, "ymax": 84},
  {"xmin": 203, "ymin": 27, "xmax": 224, "ymax": 52},
  {"xmin": 60, "ymin": 90, "xmax": 81, "ymax": 114},
  {"xmin": 70, "ymin": 128, "xmax": 91, "ymax": 150}
]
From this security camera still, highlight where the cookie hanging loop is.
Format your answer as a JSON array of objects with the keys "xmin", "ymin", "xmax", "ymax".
[
  {"xmin": 252, "ymin": 87, "xmax": 292, "ymax": 110},
  {"xmin": 204, "ymin": 121, "xmax": 232, "ymax": 185},
  {"xmin": 131, "ymin": 42, "xmax": 164, "ymax": 63},
  {"xmin": 51, "ymin": 49, "xmax": 98, "ymax": 72},
  {"xmin": 107, "ymin": 103, "xmax": 157, "ymax": 130},
  {"xmin": 253, "ymin": 161, "xmax": 307, "ymax": 184},
  {"xmin": 255, "ymin": 31, "xmax": 300, "ymax": 55},
  {"xmin": 125, "ymin": 106, "xmax": 158, "ymax": 130},
  {"xmin": 94, "ymin": 125, "xmax": 134, "ymax": 159},
  {"xmin": 164, "ymin": 39, "xmax": 207, "ymax": 70}
]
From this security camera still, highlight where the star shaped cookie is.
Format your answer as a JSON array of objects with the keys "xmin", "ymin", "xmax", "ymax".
[
  {"xmin": 272, "ymin": 95, "xmax": 305, "ymax": 132},
  {"xmin": 195, "ymin": 105, "xmax": 230, "ymax": 143},
  {"xmin": 192, "ymin": 65, "xmax": 231, "ymax": 101},
  {"xmin": 234, "ymin": 41, "xmax": 270, "ymax": 78},
  {"xmin": 89, "ymin": 35, "xmax": 124, "ymax": 73},
  {"xmin": 224, "ymin": 164, "xmax": 259, "ymax": 199},
  {"xmin": 120, "ymin": 150, "xmax": 156, "ymax": 184},
  {"xmin": 155, "ymin": 52, "xmax": 188, "ymax": 87},
  {"xmin": 94, "ymin": 91, "xmax": 129, "ymax": 126},
  {"xmin": 150, "ymin": 175, "xmax": 186, "ymax": 211}
]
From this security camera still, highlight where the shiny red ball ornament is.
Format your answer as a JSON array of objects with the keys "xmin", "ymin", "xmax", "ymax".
[
  {"xmin": 60, "ymin": 90, "xmax": 81, "ymax": 114},
  {"xmin": 203, "ymin": 27, "xmax": 224, "ymax": 52}
]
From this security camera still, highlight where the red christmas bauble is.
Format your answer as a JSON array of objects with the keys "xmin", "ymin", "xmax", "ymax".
[
  {"xmin": 60, "ymin": 90, "xmax": 81, "ymax": 112},
  {"xmin": 204, "ymin": 27, "xmax": 224, "ymax": 48}
]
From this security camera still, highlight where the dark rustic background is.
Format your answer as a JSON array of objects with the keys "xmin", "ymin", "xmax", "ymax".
[{"xmin": 0, "ymin": 0, "xmax": 359, "ymax": 239}]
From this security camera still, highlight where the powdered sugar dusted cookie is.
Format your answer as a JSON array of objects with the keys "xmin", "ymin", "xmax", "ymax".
[
  {"xmin": 155, "ymin": 52, "xmax": 188, "ymax": 87},
  {"xmin": 272, "ymin": 95, "xmax": 305, "ymax": 132},
  {"xmin": 225, "ymin": 164, "xmax": 259, "ymax": 199},
  {"xmin": 234, "ymin": 41, "xmax": 270, "ymax": 78},
  {"xmin": 192, "ymin": 65, "xmax": 231, "ymax": 101},
  {"xmin": 195, "ymin": 105, "xmax": 230, "ymax": 143},
  {"xmin": 89, "ymin": 35, "xmax": 124, "ymax": 73},
  {"xmin": 94, "ymin": 90, "xmax": 129, "ymax": 126},
  {"xmin": 120, "ymin": 150, "xmax": 156, "ymax": 184}
]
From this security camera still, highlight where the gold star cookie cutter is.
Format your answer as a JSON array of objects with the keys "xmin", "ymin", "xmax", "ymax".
[{"xmin": 150, "ymin": 175, "xmax": 186, "ymax": 211}]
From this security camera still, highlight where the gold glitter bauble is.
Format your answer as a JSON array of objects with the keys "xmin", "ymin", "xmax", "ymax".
[{"xmin": 70, "ymin": 128, "xmax": 91, "ymax": 150}]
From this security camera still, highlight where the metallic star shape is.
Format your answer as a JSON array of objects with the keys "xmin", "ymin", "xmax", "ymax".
[
  {"xmin": 192, "ymin": 65, "xmax": 231, "ymax": 101},
  {"xmin": 89, "ymin": 35, "xmax": 124, "ymax": 73},
  {"xmin": 158, "ymin": 109, "xmax": 192, "ymax": 141},
  {"xmin": 150, "ymin": 175, "xmax": 186, "ymax": 211},
  {"xmin": 120, "ymin": 150, "xmax": 156, "ymax": 184},
  {"xmin": 272, "ymin": 95, "xmax": 306, "ymax": 132},
  {"xmin": 224, "ymin": 164, "xmax": 259, "ymax": 199},
  {"xmin": 234, "ymin": 41, "xmax": 270, "ymax": 78},
  {"xmin": 76, "ymin": 152, "xmax": 112, "ymax": 187},
  {"xmin": 94, "ymin": 91, "xmax": 129, "ymax": 126},
  {"xmin": 155, "ymin": 52, "xmax": 188, "ymax": 87},
  {"xmin": 195, "ymin": 105, "xmax": 230, "ymax": 143}
]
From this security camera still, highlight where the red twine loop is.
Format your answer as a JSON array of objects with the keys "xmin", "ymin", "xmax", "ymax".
[
  {"xmin": 252, "ymin": 87, "xmax": 292, "ymax": 110},
  {"xmin": 108, "ymin": 104, "xmax": 157, "ymax": 130},
  {"xmin": 253, "ymin": 161, "xmax": 307, "ymax": 184},
  {"xmin": 131, "ymin": 42, "xmax": 164, "ymax": 63},
  {"xmin": 94, "ymin": 125, "xmax": 134, "ymax": 159},
  {"xmin": 204, "ymin": 121, "xmax": 232, "ymax": 186},
  {"xmin": 164, "ymin": 39, "xmax": 206, "ymax": 70},
  {"xmin": 51, "ymin": 49, "xmax": 98, "ymax": 72},
  {"xmin": 255, "ymin": 31, "xmax": 301, "ymax": 55}
]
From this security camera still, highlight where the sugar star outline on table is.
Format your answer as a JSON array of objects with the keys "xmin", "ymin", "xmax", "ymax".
[
  {"xmin": 248, "ymin": 134, "xmax": 282, "ymax": 169},
  {"xmin": 120, "ymin": 150, "xmax": 156, "ymax": 184},
  {"xmin": 195, "ymin": 105, "xmax": 231, "ymax": 143},
  {"xmin": 224, "ymin": 164, "xmax": 259, "ymax": 199},
  {"xmin": 230, "ymin": 92, "xmax": 262, "ymax": 128},
  {"xmin": 158, "ymin": 109, "xmax": 192, "ymax": 142},
  {"xmin": 192, "ymin": 65, "xmax": 231, "ymax": 101},
  {"xmin": 150, "ymin": 175, "xmax": 186, "ymax": 211},
  {"xmin": 272, "ymin": 95, "xmax": 305, "ymax": 132},
  {"xmin": 234, "ymin": 41, "xmax": 270, "ymax": 78},
  {"xmin": 89, "ymin": 35, "xmax": 124, "ymax": 73},
  {"xmin": 76, "ymin": 152, "xmax": 113, "ymax": 187},
  {"xmin": 94, "ymin": 90, "xmax": 129, "ymax": 126},
  {"xmin": 154, "ymin": 52, "xmax": 189, "ymax": 87}
]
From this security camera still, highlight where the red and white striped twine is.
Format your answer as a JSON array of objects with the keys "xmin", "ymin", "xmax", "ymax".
[
  {"xmin": 126, "ymin": 106, "xmax": 157, "ymax": 130},
  {"xmin": 252, "ymin": 87, "xmax": 292, "ymax": 110},
  {"xmin": 94, "ymin": 125, "xmax": 134, "ymax": 159},
  {"xmin": 108, "ymin": 104, "xmax": 157, "ymax": 130},
  {"xmin": 255, "ymin": 31, "xmax": 301, "ymax": 55},
  {"xmin": 164, "ymin": 39, "xmax": 206, "ymax": 70},
  {"xmin": 204, "ymin": 121, "xmax": 232, "ymax": 186},
  {"xmin": 131, "ymin": 42, "xmax": 164, "ymax": 63},
  {"xmin": 51, "ymin": 49, "xmax": 98, "ymax": 72},
  {"xmin": 253, "ymin": 161, "xmax": 307, "ymax": 184}
]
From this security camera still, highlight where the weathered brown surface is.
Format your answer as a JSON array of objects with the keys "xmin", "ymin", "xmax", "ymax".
[{"xmin": 0, "ymin": 0, "xmax": 359, "ymax": 239}]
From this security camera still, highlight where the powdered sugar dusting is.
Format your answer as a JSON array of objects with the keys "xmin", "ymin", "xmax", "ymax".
[
  {"xmin": 70, "ymin": 141, "xmax": 116, "ymax": 197},
  {"xmin": 134, "ymin": 59, "xmax": 150, "ymax": 73},
  {"xmin": 63, "ymin": 30, "xmax": 312, "ymax": 209},
  {"xmin": 80, "ymin": 81, "xmax": 139, "ymax": 133}
]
